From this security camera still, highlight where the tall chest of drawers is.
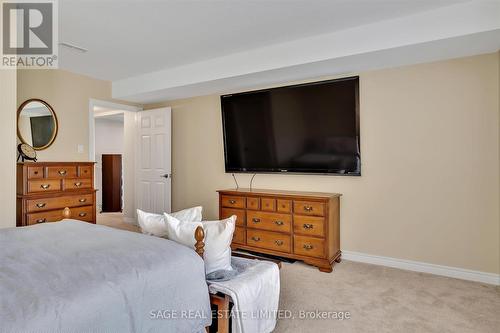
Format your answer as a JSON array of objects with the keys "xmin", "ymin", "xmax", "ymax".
[
  {"xmin": 17, "ymin": 162, "xmax": 96, "ymax": 226},
  {"xmin": 218, "ymin": 188, "xmax": 342, "ymax": 272}
]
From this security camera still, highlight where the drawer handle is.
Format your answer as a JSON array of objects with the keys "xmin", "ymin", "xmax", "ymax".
[
  {"xmin": 36, "ymin": 218, "xmax": 46, "ymax": 224},
  {"xmin": 229, "ymin": 199, "xmax": 236, "ymax": 204},
  {"xmin": 40, "ymin": 184, "xmax": 50, "ymax": 189},
  {"xmin": 252, "ymin": 218, "xmax": 261, "ymax": 223},
  {"xmin": 274, "ymin": 220, "xmax": 284, "ymax": 226},
  {"xmin": 34, "ymin": 171, "xmax": 39, "ymax": 175},
  {"xmin": 78, "ymin": 198, "xmax": 87, "ymax": 203},
  {"xmin": 275, "ymin": 240, "xmax": 284, "ymax": 246},
  {"xmin": 79, "ymin": 212, "xmax": 87, "ymax": 217},
  {"xmin": 74, "ymin": 182, "xmax": 82, "ymax": 187},
  {"xmin": 35, "ymin": 203, "xmax": 46, "ymax": 208},
  {"xmin": 251, "ymin": 236, "xmax": 261, "ymax": 242},
  {"xmin": 303, "ymin": 244, "xmax": 314, "ymax": 250},
  {"xmin": 58, "ymin": 170, "xmax": 67, "ymax": 176},
  {"xmin": 304, "ymin": 205, "xmax": 313, "ymax": 212},
  {"xmin": 303, "ymin": 223, "xmax": 314, "ymax": 229}
]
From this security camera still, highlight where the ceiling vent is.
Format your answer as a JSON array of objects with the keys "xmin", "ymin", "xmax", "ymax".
[{"xmin": 59, "ymin": 42, "xmax": 88, "ymax": 53}]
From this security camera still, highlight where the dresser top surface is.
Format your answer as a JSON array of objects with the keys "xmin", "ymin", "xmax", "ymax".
[
  {"xmin": 18, "ymin": 162, "xmax": 96, "ymax": 166},
  {"xmin": 217, "ymin": 188, "xmax": 341, "ymax": 198}
]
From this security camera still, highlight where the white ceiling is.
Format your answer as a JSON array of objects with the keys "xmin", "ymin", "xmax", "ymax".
[
  {"xmin": 59, "ymin": 0, "xmax": 466, "ymax": 81},
  {"xmin": 58, "ymin": 0, "xmax": 500, "ymax": 103}
]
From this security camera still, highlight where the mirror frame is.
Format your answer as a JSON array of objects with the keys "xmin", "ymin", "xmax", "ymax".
[{"xmin": 17, "ymin": 98, "xmax": 58, "ymax": 151}]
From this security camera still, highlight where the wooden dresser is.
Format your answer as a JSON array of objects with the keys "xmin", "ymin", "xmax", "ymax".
[
  {"xmin": 218, "ymin": 188, "xmax": 341, "ymax": 272},
  {"xmin": 17, "ymin": 162, "xmax": 96, "ymax": 226}
]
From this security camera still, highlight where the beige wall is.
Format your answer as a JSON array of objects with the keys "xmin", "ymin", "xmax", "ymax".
[
  {"xmin": 17, "ymin": 69, "xmax": 112, "ymax": 161},
  {"xmin": 17, "ymin": 70, "xmax": 139, "ymax": 219},
  {"xmin": 147, "ymin": 53, "xmax": 500, "ymax": 274},
  {"xmin": 0, "ymin": 69, "xmax": 17, "ymax": 228},
  {"xmin": 16, "ymin": 69, "xmax": 138, "ymax": 220}
]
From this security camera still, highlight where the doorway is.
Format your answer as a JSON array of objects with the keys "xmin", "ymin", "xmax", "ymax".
[
  {"xmin": 89, "ymin": 99, "xmax": 141, "ymax": 226},
  {"xmin": 95, "ymin": 114, "xmax": 124, "ymax": 213}
]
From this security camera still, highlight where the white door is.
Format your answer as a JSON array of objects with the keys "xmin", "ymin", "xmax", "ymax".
[{"xmin": 136, "ymin": 107, "xmax": 172, "ymax": 214}]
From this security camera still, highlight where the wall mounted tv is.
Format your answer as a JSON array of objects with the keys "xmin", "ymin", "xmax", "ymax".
[{"xmin": 221, "ymin": 76, "xmax": 360, "ymax": 175}]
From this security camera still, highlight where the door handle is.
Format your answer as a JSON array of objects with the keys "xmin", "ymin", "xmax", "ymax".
[{"xmin": 162, "ymin": 174, "xmax": 171, "ymax": 179}]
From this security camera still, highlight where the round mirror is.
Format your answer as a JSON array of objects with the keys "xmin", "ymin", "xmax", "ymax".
[{"xmin": 17, "ymin": 99, "xmax": 58, "ymax": 150}]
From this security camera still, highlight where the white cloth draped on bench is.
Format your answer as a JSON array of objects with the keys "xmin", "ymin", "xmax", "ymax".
[{"xmin": 208, "ymin": 257, "xmax": 280, "ymax": 333}]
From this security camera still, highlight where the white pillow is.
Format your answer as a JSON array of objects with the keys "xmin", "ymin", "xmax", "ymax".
[
  {"xmin": 170, "ymin": 206, "xmax": 203, "ymax": 222},
  {"xmin": 136, "ymin": 206, "xmax": 202, "ymax": 237},
  {"xmin": 164, "ymin": 213, "xmax": 236, "ymax": 274}
]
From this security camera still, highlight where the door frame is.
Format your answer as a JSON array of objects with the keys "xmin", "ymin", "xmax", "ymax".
[
  {"xmin": 88, "ymin": 99, "xmax": 142, "ymax": 161},
  {"xmin": 88, "ymin": 99, "xmax": 142, "ymax": 223}
]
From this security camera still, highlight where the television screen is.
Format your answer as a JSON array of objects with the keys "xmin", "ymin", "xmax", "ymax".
[{"xmin": 221, "ymin": 76, "xmax": 360, "ymax": 175}]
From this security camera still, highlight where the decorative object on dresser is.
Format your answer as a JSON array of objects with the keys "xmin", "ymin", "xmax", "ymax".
[
  {"xmin": 218, "ymin": 188, "xmax": 342, "ymax": 272},
  {"xmin": 17, "ymin": 143, "xmax": 37, "ymax": 162},
  {"xmin": 17, "ymin": 162, "xmax": 97, "ymax": 226}
]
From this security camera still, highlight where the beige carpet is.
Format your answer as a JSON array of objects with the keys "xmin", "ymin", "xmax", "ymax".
[
  {"xmin": 275, "ymin": 261, "xmax": 500, "ymax": 333},
  {"xmin": 97, "ymin": 212, "xmax": 140, "ymax": 232},
  {"xmin": 98, "ymin": 214, "xmax": 500, "ymax": 333}
]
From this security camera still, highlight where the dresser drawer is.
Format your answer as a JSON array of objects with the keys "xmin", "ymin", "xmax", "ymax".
[
  {"xmin": 221, "ymin": 208, "xmax": 245, "ymax": 226},
  {"xmin": 79, "ymin": 166, "xmax": 93, "ymax": 178},
  {"xmin": 293, "ymin": 215, "xmax": 325, "ymax": 237},
  {"xmin": 246, "ymin": 197, "xmax": 260, "ymax": 210},
  {"xmin": 27, "ymin": 205, "xmax": 93, "ymax": 225},
  {"xmin": 221, "ymin": 195, "xmax": 245, "ymax": 209},
  {"xmin": 261, "ymin": 198, "xmax": 276, "ymax": 211},
  {"xmin": 47, "ymin": 166, "xmax": 77, "ymax": 178},
  {"xmin": 27, "ymin": 166, "xmax": 44, "ymax": 179},
  {"xmin": 293, "ymin": 200, "xmax": 325, "ymax": 216},
  {"xmin": 294, "ymin": 235, "xmax": 326, "ymax": 258},
  {"xmin": 27, "ymin": 210, "xmax": 66, "ymax": 225},
  {"xmin": 68, "ymin": 206, "xmax": 94, "ymax": 222},
  {"xmin": 247, "ymin": 229, "xmax": 291, "ymax": 253},
  {"xmin": 27, "ymin": 194, "xmax": 94, "ymax": 213},
  {"xmin": 277, "ymin": 199, "xmax": 291, "ymax": 213},
  {"xmin": 27, "ymin": 179, "xmax": 61, "ymax": 193},
  {"xmin": 63, "ymin": 178, "xmax": 92, "ymax": 191},
  {"xmin": 247, "ymin": 211, "xmax": 291, "ymax": 233},
  {"xmin": 233, "ymin": 226, "xmax": 246, "ymax": 245}
]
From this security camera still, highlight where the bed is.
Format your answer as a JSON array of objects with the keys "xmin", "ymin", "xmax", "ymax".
[{"xmin": 0, "ymin": 220, "xmax": 211, "ymax": 332}]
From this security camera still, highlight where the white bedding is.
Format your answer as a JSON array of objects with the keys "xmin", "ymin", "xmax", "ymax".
[{"xmin": 0, "ymin": 220, "xmax": 211, "ymax": 332}]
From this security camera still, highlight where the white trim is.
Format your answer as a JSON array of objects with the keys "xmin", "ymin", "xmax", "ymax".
[
  {"xmin": 94, "ymin": 110, "xmax": 125, "ymax": 118},
  {"xmin": 342, "ymin": 251, "xmax": 500, "ymax": 286},
  {"xmin": 88, "ymin": 99, "xmax": 142, "ymax": 162}
]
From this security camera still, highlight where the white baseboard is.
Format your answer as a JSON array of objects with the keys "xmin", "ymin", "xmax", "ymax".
[{"xmin": 342, "ymin": 250, "xmax": 500, "ymax": 286}]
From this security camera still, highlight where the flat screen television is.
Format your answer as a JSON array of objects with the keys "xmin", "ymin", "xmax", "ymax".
[{"xmin": 221, "ymin": 76, "xmax": 360, "ymax": 175}]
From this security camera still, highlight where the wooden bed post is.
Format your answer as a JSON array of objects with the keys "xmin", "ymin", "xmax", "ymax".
[
  {"xmin": 195, "ymin": 226, "xmax": 205, "ymax": 258},
  {"xmin": 194, "ymin": 225, "xmax": 230, "ymax": 333}
]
